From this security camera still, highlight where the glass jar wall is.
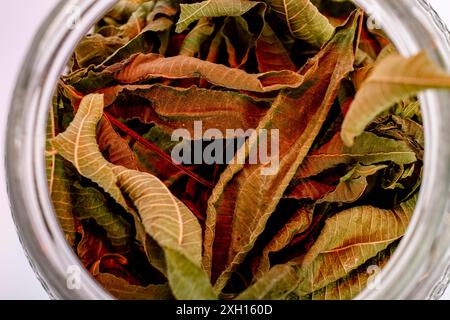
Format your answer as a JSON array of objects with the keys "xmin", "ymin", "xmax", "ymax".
[{"xmin": 5, "ymin": 0, "xmax": 450, "ymax": 299}]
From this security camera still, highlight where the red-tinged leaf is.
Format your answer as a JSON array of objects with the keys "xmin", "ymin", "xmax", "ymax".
[
  {"xmin": 104, "ymin": 84, "xmax": 270, "ymax": 137},
  {"xmin": 179, "ymin": 18, "xmax": 215, "ymax": 57},
  {"xmin": 105, "ymin": 112, "xmax": 214, "ymax": 189},
  {"xmin": 285, "ymin": 180, "xmax": 336, "ymax": 201},
  {"xmin": 77, "ymin": 224, "xmax": 111, "ymax": 269},
  {"xmin": 97, "ymin": 117, "xmax": 140, "ymax": 170},
  {"xmin": 204, "ymin": 11, "xmax": 362, "ymax": 291},
  {"xmin": 256, "ymin": 24, "xmax": 297, "ymax": 72},
  {"xmin": 91, "ymin": 254, "xmax": 141, "ymax": 286},
  {"xmin": 115, "ymin": 53, "xmax": 304, "ymax": 92}
]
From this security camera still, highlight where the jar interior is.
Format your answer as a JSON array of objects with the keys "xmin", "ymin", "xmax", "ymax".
[{"xmin": 8, "ymin": 0, "xmax": 450, "ymax": 301}]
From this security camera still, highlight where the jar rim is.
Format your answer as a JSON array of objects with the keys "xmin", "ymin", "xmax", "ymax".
[{"xmin": 5, "ymin": 0, "xmax": 450, "ymax": 300}]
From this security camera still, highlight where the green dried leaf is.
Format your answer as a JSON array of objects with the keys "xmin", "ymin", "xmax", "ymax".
[
  {"xmin": 297, "ymin": 132, "xmax": 417, "ymax": 179},
  {"xmin": 113, "ymin": 167, "xmax": 217, "ymax": 299},
  {"xmin": 73, "ymin": 183, "xmax": 132, "ymax": 251},
  {"xmin": 75, "ymin": 34, "xmax": 126, "ymax": 68},
  {"xmin": 266, "ymin": 0, "xmax": 335, "ymax": 48},
  {"xmin": 48, "ymin": 156, "xmax": 77, "ymax": 246},
  {"xmin": 46, "ymin": 100, "xmax": 77, "ymax": 246},
  {"xmin": 237, "ymin": 264, "xmax": 299, "ymax": 300},
  {"xmin": 179, "ymin": 18, "xmax": 215, "ymax": 57},
  {"xmin": 176, "ymin": 0, "xmax": 263, "ymax": 33},
  {"xmin": 317, "ymin": 163, "xmax": 387, "ymax": 203}
]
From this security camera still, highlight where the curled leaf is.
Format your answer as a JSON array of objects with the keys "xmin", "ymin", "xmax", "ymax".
[
  {"xmin": 295, "ymin": 195, "xmax": 417, "ymax": 296},
  {"xmin": 176, "ymin": 0, "xmax": 263, "ymax": 33},
  {"xmin": 179, "ymin": 18, "xmax": 215, "ymax": 57},
  {"xmin": 317, "ymin": 163, "xmax": 387, "ymax": 204},
  {"xmin": 342, "ymin": 52, "xmax": 450, "ymax": 146},
  {"xmin": 113, "ymin": 167, "xmax": 217, "ymax": 299},
  {"xmin": 116, "ymin": 53, "xmax": 304, "ymax": 92},
  {"xmin": 205, "ymin": 11, "xmax": 361, "ymax": 291},
  {"xmin": 255, "ymin": 208, "xmax": 312, "ymax": 278},
  {"xmin": 51, "ymin": 94, "xmax": 129, "ymax": 209},
  {"xmin": 297, "ymin": 132, "xmax": 417, "ymax": 179},
  {"xmin": 97, "ymin": 117, "xmax": 140, "ymax": 170},
  {"xmin": 266, "ymin": 0, "xmax": 335, "ymax": 48},
  {"xmin": 73, "ymin": 183, "xmax": 132, "ymax": 251},
  {"xmin": 256, "ymin": 24, "xmax": 297, "ymax": 72},
  {"xmin": 106, "ymin": 84, "xmax": 270, "ymax": 137},
  {"xmin": 94, "ymin": 273, "xmax": 174, "ymax": 300}
]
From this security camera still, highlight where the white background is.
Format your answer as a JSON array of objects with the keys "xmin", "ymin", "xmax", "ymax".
[{"xmin": 0, "ymin": 0, "xmax": 449, "ymax": 300}]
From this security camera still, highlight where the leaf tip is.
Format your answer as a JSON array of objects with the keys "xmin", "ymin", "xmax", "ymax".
[
  {"xmin": 340, "ymin": 129, "xmax": 356, "ymax": 147},
  {"xmin": 175, "ymin": 24, "xmax": 184, "ymax": 34}
]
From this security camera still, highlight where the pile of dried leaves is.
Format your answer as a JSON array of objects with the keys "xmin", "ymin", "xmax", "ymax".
[{"xmin": 46, "ymin": 0, "xmax": 450, "ymax": 300}]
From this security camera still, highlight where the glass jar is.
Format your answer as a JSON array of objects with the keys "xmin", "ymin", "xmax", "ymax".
[{"xmin": 5, "ymin": 0, "xmax": 450, "ymax": 300}]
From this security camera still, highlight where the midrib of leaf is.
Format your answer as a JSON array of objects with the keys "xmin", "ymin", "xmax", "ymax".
[
  {"xmin": 369, "ymin": 76, "xmax": 450, "ymax": 86},
  {"xmin": 115, "ymin": 168, "xmax": 184, "ymax": 246},
  {"xmin": 283, "ymin": 0, "xmax": 307, "ymax": 37},
  {"xmin": 307, "ymin": 151, "xmax": 416, "ymax": 159},
  {"xmin": 105, "ymin": 112, "xmax": 213, "ymax": 188},
  {"xmin": 53, "ymin": 93, "xmax": 216, "ymax": 299},
  {"xmin": 319, "ymin": 236, "xmax": 403, "ymax": 254},
  {"xmin": 73, "ymin": 96, "xmax": 96, "ymax": 172},
  {"xmin": 267, "ymin": 0, "xmax": 334, "ymax": 47},
  {"xmin": 178, "ymin": 0, "xmax": 212, "ymax": 27}
]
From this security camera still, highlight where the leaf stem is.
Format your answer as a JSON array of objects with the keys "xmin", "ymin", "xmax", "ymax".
[{"xmin": 104, "ymin": 112, "xmax": 214, "ymax": 189}]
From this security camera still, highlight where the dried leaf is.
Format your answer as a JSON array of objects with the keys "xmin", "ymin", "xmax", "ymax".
[
  {"xmin": 46, "ymin": 100, "xmax": 77, "ymax": 246},
  {"xmin": 295, "ymin": 195, "xmax": 416, "ymax": 296},
  {"xmin": 97, "ymin": 117, "xmax": 140, "ymax": 170},
  {"xmin": 297, "ymin": 132, "xmax": 417, "ymax": 179},
  {"xmin": 73, "ymin": 183, "xmax": 132, "ymax": 251},
  {"xmin": 307, "ymin": 245, "xmax": 396, "ymax": 300},
  {"xmin": 205, "ymin": 11, "xmax": 361, "ymax": 291},
  {"xmin": 94, "ymin": 273, "xmax": 174, "ymax": 300},
  {"xmin": 255, "ymin": 208, "xmax": 312, "ymax": 278},
  {"xmin": 51, "ymin": 94, "xmax": 129, "ymax": 209},
  {"xmin": 114, "ymin": 167, "xmax": 217, "ymax": 299},
  {"xmin": 176, "ymin": 0, "xmax": 263, "ymax": 33},
  {"xmin": 54, "ymin": 94, "xmax": 216, "ymax": 299},
  {"xmin": 116, "ymin": 53, "xmax": 304, "ymax": 92},
  {"xmin": 342, "ymin": 52, "xmax": 450, "ymax": 146},
  {"xmin": 256, "ymin": 24, "xmax": 297, "ymax": 72},
  {"xmin": 179, "ymin": 18, "xmax": 215, "ymax": 57},
  {"xmin": 266, "ymin": 0, "xmax": 335, "ymax": 48},
  {"xmin": 237, "ymin": 264, "xmax": 299, "ymax": 300},
  {"xmin": 317, "ymin": 163, "xmax": 387, "ymax": 203},
  {"xmin": 75, "ymin": 34, "xmax": 126, "ymax": 68}
]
